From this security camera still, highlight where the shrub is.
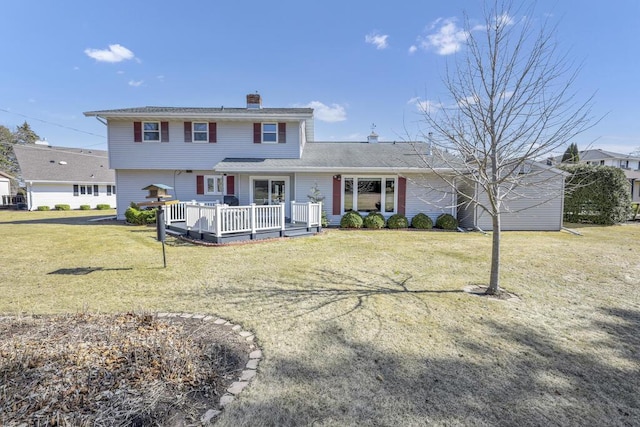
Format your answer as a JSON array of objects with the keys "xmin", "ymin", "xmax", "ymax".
[
  {"xmin": 411, "ymin": 213, "xmax": 434, "ymax": 229},
  {"xmin": 435, "ymin": 213, "xmax": 458, "ymax": 230},
  {"xmin": 562, "ymin": 164, "xmax": 632, "ymax": 224},
  {"xmin": 340, "ymin": 211, "xmax": 363, "ymax": 229},
  {"xmin": 36, "ymin": 206, "xmax": 50, "ymax": 211},
  {"xmin": 96, "ymin": 204, "xmax": 111, "ymax": 210},
  {"xmin": 79, "ymin": 205, "xmax": 91, "ymax": 210},
  {"xmin": 125, "ymin": 204, "xmax": 157, "ymax": 225},
  {"xmin": 54, "ymin": 204, "xmax": 71, "ymax": 211},
  {"xmin": 363, "ymin": 212, "xmax": 386, "ymax": 229},
  {"xmin": 387, "ymin": 214, "xmax": 409, "ymax": 229}
]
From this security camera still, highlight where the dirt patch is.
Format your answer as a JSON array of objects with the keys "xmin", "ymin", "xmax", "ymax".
[
  {"xmin": 462, "ymin": 284, "xmax": 521, "ymax": 302},
  {"xmin": 0, "ymin": 312, "xmax": 255, "ymax": 426}
]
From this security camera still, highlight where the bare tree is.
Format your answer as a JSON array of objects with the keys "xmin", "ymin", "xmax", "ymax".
[{"xmin": 419, "ymin": 1, "xmax": 594, "ymax": 294}]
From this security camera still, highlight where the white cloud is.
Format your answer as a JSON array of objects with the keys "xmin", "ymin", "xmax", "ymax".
[
  {"xmin": 409, "ymin": 97, "xmax": 442, "ymax": 114},
  {"xmin": 417, "ymin": 17, "xmax": 469, "ymax": 55},
  {"xmin": 116, "ymin": 70, "xmax": 125, "ymax": 75},
  {"xmin": 408, "ymin": 45, "xmax": 418, "ymax": 55},
  {"xmin": 84, "ymin": 44, "xmax": 135, "ymax": 63},
  {"xmin": 365, "ymin": 32, "xmax": 389, "ymax": 50},
  {"xmin": 301, "ymin": 101, "xmax": 347, "ymax": 122},
  {"xmin": 128, "ymin": 80, "xmax": 144, "ymax": 87},
  {"xmin": 157, "ymin": 75, "xmax": 165, "ymax": 82}
]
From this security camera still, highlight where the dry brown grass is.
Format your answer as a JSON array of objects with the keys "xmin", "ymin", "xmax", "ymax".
[
  {"xmin": 0, "ymin": 312, "xmax": 250, "ymax": 426},
  {"xmin": 0, "ymin": 210, "xmax": 639, "ymax": 426}
]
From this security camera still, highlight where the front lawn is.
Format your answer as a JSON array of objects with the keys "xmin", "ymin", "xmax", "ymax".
[{"xmin": 0, "ymin": 210, "xmax": 638, "ymax": 426}]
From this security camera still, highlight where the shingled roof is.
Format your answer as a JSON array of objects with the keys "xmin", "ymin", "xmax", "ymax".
[
  {"xmin": 214, "ymin": 141, "xmax": 453, "ymax": 173},
  {"xmin": 13, "ymin": 145, "xmax": 115, "ymax": 183},
  {"xmin": 84, "ymin": 106, "xmax": 313, "ymax": 120}
]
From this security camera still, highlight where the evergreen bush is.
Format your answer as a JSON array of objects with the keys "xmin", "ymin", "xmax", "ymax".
[
  {"xmin": 435, "ymin": 213, "xmax": 458, "ymax": 230},
  {"xmin": 96, "ymin": 204, "xmax": 111, "ymax": 210},
  {"xmin": 363, "ymin": 212, "xmax": 386, "ymax": 229},
  {"xmin": 54, "ymin": 204, "xmax": 71, "ymax": 211},
  {"xmin": 36, "ymin": 206, "xmax": 50, "ymax": 211},
  {"xmin": 562, "ymin": 164, "xmax": 632, "ymax": 224},
  {"xmin": 79, "ymin": 205, "xmax": 91, "ymax": 210},
  {"xmin": 340, "ymin": 211, "xmax": 363, "ymax": 229},
  {"xmin": 387, "ymin": 214, "xmax": 409, "ymax": 229},
  {"xmin": 411, "ymin": 213, "xmax": 434, "ymax": 229},
  {"xmin": 125, "ymin": 203, "xmax": 157, "ymax": 225}
]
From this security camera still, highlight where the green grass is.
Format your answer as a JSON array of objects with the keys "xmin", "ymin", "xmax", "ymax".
[{"xmin": 1, "ymin": 210, "xmax": 638, "ymax": 426}]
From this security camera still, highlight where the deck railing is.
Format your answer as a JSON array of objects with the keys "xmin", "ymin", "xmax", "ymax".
[
  {"xmin": 291, "ymin": 201, "xmax": 323, "ymax": 227},
  {"xmin": 184, "ymin": 202, "xmax": 286, "ymax": 237},
  {"xmin": 169, "ymin": 201, "xmax": 322, "ymax": 236},
  {"xmin": 165, "ymin": 200, "xmax": 218, "ymax": 225}
]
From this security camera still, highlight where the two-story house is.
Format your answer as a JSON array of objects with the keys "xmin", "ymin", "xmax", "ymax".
[{"xmin": 84, "ymin": 94, "xmax": 566, "ymax": 232}]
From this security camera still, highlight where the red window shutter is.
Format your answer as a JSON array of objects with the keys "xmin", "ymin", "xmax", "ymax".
[
  {"xmin": 397, "ymin": 176, "xmax": 406, "ymax": 215},
  {"xmin": 253, "ymin": 123, "xmax": 261, "ymax": 143},
  {"xmin": 196, "ymin": 175, "xmax": 204, "ymax": 195},
  {"xmin": 161, "ymin": 122, "xmax": 169, "ymax": 142},
  {"xmin": 133, "ymin": 122, "xmax": 142, "ymax": 143},
  {"xmin": 332, "ymin": 176, "xmax": 341, "ymax": 215},
  {"xmin": 226, "ymin": 176, "xmax": 235, "ymax": 195},
  {"xmin": 184, "ymin": 122, "xmax": 192, "ymax": 142},
  {"xmin": 209, "ymin": 122, "xmax": 217, "ymax": 143},
  {"xmin": 278, "ymin": 122, "xmax": 286, "ymax": 144}
]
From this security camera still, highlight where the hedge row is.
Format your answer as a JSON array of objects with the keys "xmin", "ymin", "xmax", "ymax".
[
  {"xmin": 562, "ymin": 164, "xmax": 632, "ymax": 225},
  {"xmin": 340, "ymin": 211, "xmax": 458, "ymax": 230},
  {"xmin": 35, "ymin": 205, "xmax": 112, "ymax": 211},
  {"xmin": 125, "ymin": 203, "xmax": 157, "ymax": 225}
]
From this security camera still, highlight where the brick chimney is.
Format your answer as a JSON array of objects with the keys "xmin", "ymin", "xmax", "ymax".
[{"xmin": 246, "ymin": 93, "xmax": 262, "ymax": 109}]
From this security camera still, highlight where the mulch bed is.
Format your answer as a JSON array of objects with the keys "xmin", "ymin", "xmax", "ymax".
[{"xmin": 0, "ymin": 312, "xmax": 253, "ymax": 426}]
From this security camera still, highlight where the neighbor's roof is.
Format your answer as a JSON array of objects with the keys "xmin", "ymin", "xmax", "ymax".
[
  {"xmin": 577, "ymin": 149, "xmax": 640, "ymax": 161},
  {"xmin": 214, "ymin": 141, "xmax": 453, "ymax": 173},
  {"xmin": 13, "ymin": 145, "xmax": 115, "ymax": 183},
  {"xmin": 83, "ymin": 106, "xmax": 314, "ymax": 120},
  {"xmin": 0, "ymin": 170, "xmax": 14, "ymax": 180}
]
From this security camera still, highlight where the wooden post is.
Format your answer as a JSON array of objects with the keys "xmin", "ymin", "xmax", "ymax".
[{"xmin": 250, "ymin": 203, "xmax": 257, "ymax": 237}]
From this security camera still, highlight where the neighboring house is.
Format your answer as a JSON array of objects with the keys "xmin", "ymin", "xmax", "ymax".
[
  {"xmin": 84, "ymin": 94, "xmax": 564, "ymax": 231},
  {"xmin": 0, "ymin": 171, "xmax": 12, "ymax": 205},
  {"xmin": 13, "ymin": 145, "xmax": 116, "ymax": 210},
  {"xmin": 553, "ymin": 149, "xmax": 640, "ymax": 202}
]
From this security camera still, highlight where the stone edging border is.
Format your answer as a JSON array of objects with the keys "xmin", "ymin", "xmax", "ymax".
[{"xmin": 156, "ymin": 312, "xmax": 262, "ymax": 424}]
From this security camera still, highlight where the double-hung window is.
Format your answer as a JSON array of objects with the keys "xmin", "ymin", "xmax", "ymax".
[
  {"xmin": 205, "ymin": 175, "xmax": 224, "ymax": 195},
  {"xmin": 193, "ymin": 122, "xmax": 208, "ymax": 142},
  {"xmin": 143, "ymin": 122, "xmax": 160, "ymax": 141},
  {"xmin": 262, "ymin": 123, "xmax": 278, "ymax": 143}
]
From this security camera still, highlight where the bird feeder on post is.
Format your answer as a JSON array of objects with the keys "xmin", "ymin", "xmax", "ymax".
[{"xmin": 138, "ymin": 184, "xmax": 179, "ymax": 268}]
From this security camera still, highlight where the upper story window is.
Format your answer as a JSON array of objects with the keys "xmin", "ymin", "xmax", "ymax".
[
  {"xmin": 193, "ymin": 122, "xmax": 208, "ymax": 142},
  {"xmin": 143, "ymin": 122, "xmax": 160, "ymax": 141},
  {"xmin": 262, "ymin": 123, "xmax": 278, "ymax": 143},
  {"xmin": 620, "ymin": 160, "xmax": 629, "ymax": 169}
]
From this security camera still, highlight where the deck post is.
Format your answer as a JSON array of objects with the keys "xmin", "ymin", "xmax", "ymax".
[
  {"xmin": 215, "ymin": 204, "xmax": 222, "ymax": 237},
  {"xmin": 250, "ymin": 203, "xmax": 257, "ymax": 238},
  {"xmin": 280, "ymin": 202, "xmax": 286, "ymax": 236},
  {"xmin": 291, "ymin": 201, "xmax": 297, "ymax": 223},
  {"xmin": 318, "ymin": 202, "xmax": 323, "ymax": 230}
]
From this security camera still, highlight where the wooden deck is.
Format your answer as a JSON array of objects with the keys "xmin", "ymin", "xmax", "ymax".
[{"xmin": 167, "ymin": 221, "xmax": 321, "ymax": 244}]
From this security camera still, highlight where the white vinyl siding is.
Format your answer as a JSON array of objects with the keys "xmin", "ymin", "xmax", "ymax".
[
  {"xmin": 294, "ymin": 172, "xmax": 456, "ymax": 226},
  {"xmin": 26, "ymin": 182, "xmax": 116, "ymax": 211},
  {"xmin": 108, "ymin": 121, "xmax": 303, "ymax": 170},
  {"xmin": 473, "ymin": 169, "xmax": 565, "ymax": 231},
  {"xmin": 114, "ymin": 170, "xmax": 230, "ymax": 219}
]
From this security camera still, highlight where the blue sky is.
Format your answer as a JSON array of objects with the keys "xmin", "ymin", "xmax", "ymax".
[{"xmin": 1, "ymin": 0, "xmax": 638, "ymax": 155}]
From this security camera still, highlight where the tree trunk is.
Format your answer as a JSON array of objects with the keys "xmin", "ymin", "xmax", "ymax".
[{"xmin": 486, "ymin": 213, "xmax": 501, "ymax": 295}]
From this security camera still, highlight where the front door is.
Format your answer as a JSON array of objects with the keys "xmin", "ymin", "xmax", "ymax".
[{"xmin": 251, "ymin": 176, "xmax": 290, "ymax": 217}]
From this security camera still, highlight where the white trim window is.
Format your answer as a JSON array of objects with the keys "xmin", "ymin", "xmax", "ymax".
[
  {"xmin": 143, "ymin": 122, "xmax": 160, "ymax": 141},
  {"xmin": 205, "ymin": 175, "xmax": 224, "ymax": 195},
  {"xmin": 193, "ymin": 122, "xmax": 208, "ymax": 142},
  {"xmin": 262, "ymin": 123, "xmax": 278, "ymax": 143},
  {"xmin": 343, "ymin": 176, "xmax": 397, "ymax": 214}
]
